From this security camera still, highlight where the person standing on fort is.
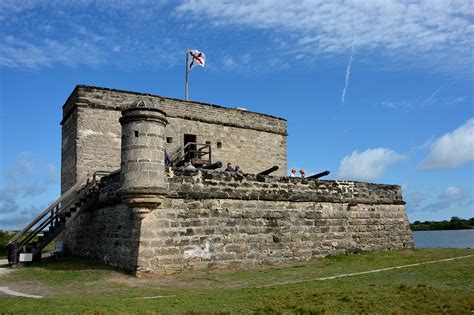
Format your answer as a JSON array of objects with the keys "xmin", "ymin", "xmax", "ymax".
[
  {"xmin": 290, "ymin": 168, "xmax": 297, "ymax": 177},
  {"xmin": 225, "ymin": 162, "xmax": 235, "ymax": 172},
  {"xmin": 299, "ymin": 169, "xmax": 306, "ymax": 178}
]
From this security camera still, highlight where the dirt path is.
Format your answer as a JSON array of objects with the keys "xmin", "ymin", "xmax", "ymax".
[
  {"xmin": 256, "ymin": 254, "xmax": 474, "ymax": 288},
  {"xmin": 0, "ymin": 258, "xmax": 44, "ymax": 298},
  {"xmin": 0, "ymin": 287, "xmax": 43, "ymax": 299},
  {"xmin": 0, "ymin": 259, "xmax": 12, "ymax": 277}
]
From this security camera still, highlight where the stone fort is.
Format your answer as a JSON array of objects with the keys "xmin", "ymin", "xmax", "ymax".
[{"xmin": 8, "ymin": 85, "xmax": 414, "ymax": 274}]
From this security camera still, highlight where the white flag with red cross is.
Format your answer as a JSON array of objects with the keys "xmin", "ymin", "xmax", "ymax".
[{"xmin": 188, "ymin": 50, "xmax": 205, "ymax": 70}]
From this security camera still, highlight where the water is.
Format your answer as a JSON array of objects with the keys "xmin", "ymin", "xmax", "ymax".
[{"xmin": 413, "ymin": 229, "xmax": 474, "ymax": 248}]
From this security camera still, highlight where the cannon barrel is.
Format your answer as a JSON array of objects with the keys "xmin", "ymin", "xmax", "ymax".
[
  {"xmin": 307, "ymin": 170, "xmax": 330, "ymax": 179},
  {"xmin": 257, "ymin": 165, "xmax": 279, "ymax": 176},
  {"xmin": 201, "ymin": 161, "xmax": 223, "ymax": 170}
]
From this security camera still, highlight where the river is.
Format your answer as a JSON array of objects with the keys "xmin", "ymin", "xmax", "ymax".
[{"xmin": 413, "ymin": 229, "xmax": 474, "ymax": 248}]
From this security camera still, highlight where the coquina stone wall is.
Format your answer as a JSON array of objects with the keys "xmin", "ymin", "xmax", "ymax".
[
  {"xmin": 61, "ymin": 107, "xmax": 78, "ymax": 193},
  {"xmin": 164, "ymin": 117, "xmax": 286, "ymax": 177},
  {"xmin": 62, "ymin": 172, "xmax": 141, "ymax": 270},
  {"xmin": 61, "ymin": 85, "xmax": 287, "ymax": 192},
  {"xmin": 62, "ymin": 170, "xmax": 414, "ymax": 274}
]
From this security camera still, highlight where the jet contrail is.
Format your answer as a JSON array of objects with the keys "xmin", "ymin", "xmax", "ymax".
[
  {"xmin": 341, "ymin": 42, "xmax": 355, "ymax": 104},
  {"xmin": 422, "ymin": 85, "xmax": 444, "ymax": 105}
]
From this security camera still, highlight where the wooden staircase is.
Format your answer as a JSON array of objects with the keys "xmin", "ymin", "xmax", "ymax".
[{"xmin": 7, "ymin": 171, "xmax": 108, "ymax": 266}]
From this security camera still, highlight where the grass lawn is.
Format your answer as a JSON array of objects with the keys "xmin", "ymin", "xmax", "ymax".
[{"xmin": 0, "ymin": 248, "xmax": 473, "ymax": 314}]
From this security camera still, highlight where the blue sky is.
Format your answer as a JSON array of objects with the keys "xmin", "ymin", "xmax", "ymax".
[{"xmin": 0, "ymin": 0, "xmax": 473, "ymax": 230}]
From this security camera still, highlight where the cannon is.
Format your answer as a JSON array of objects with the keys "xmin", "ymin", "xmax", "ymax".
[
  {"xmin": 201, "ymin": 161, "xmax": 223, "ymax": 170},
  {"xmin": 307, "ymin": 170, "xmax": 330, "ymax": 179},
  {"xmin": 257, "ymin": 165, "xmax": 279, "ymax": 176}
]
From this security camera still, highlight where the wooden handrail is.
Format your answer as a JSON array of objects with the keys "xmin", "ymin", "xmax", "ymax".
[
  {"xmin": 8, "ymin": 180, "xmax": 84, "ymax": 245},
  {"xmin": 8, "ymin": 170, "xmax": 110, "ymax": 246},
  {"xmin": 15, "ymin": 181, "xmax": 97, "ymax": 251}
]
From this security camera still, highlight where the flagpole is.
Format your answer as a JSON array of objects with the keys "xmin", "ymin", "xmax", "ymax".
[{"xmin": 185, "ymin": 48, "xmax": 189, "ymax": 101}]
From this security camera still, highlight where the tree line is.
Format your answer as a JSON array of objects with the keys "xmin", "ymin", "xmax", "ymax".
[
  {"xmin": 0, "ymin": 230, "xmax": 14, "ymax": 257},
  {"xmin": 411, "ymin": 217, "xmax": 474, "ymax": 231}
]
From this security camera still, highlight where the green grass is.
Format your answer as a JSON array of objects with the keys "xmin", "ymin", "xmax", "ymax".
[{"xmin": 0, "ymin": 249, "xmax": 473, "ymax": 314}]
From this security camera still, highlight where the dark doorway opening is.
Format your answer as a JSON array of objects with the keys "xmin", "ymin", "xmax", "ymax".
[{"xmin": 184, "ymin": 134, "xmax": 197, "ymax": 161}]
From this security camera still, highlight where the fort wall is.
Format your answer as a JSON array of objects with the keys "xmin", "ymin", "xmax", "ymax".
[
  {"xmin": 164, "ymin": 117, "xmax": 287, "ymax": 177},
  {"xmin": 62, "ymin": 172, "xmax": 141, "ymax": 270},
  {"xmin": 62, "ymin": 170, "xmax": 414, "ymax": 274},
  {"xmin": 61, "ymin": 109, "xmax": 78, "ymax": 193}
]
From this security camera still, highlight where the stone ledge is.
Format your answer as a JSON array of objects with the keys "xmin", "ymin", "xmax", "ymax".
[
  {"xmin": 168, "ymin": 170, "xmax": 404, "ymax": 204},
  {"xmin": 95, "ymin": 169, "xmax": 404, "ymax": 205}
]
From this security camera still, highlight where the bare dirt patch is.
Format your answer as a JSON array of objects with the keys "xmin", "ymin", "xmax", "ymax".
[
  {"xmin": 0, "ymin": 259, "xmax": 55, "ymax": 298},
  {"xmin": 0, "ymin": 283, "xmax": 55, "ymax": 298},
  {"xmin": 0, "ymin": 259, "xmax": 12, "ymax": 277}
]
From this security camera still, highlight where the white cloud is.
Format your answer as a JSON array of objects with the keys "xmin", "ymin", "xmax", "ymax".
[
  {"xmin": 46, "ymin": 164, "xmax": 59, "ymax": 184},
  {"xmin": 419, "ymin": 118, "xmax": 474, "ymax": 170},
  {"xmin": 337, "ymin": 148, "xmax": 406, "ymax": 181},
  {"xmin": 380, "ymin": 100, "xmax": 411, "ymax": 109},
  {"xmin": 221, "ymin": 53, "xmax": 252, "ymax": 70},
  {"xmin": 0, "ymin": 34, "xmax": 106, "ymax": 69},
  {"xmin": 7, "ymin": 151, "xmax": 35, "ymax": 181},
  {"xmin": 1, "ymin": 0, "xmax": 472, "ymax": 72},
  {"xmin": 0, "ymin": 152, "xmax": 59, "ymax": 230},
  {"xmin": 405, "ymin": 191, "xmax": 430, "ymax": 213},
  {"xmin": 0, "ymin": 1, "xmax": 175, "ymax": 70},
  {"xmin": 176, "ymin": 0, "xmax": 473, "ymax": 70},
  {"xmin": 406, "ymin": 185, "xmax": 472, "ymax": 214},
  {"xmin": 444, "ymin": 186, "xmax": 461, "ymax": 197}
]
